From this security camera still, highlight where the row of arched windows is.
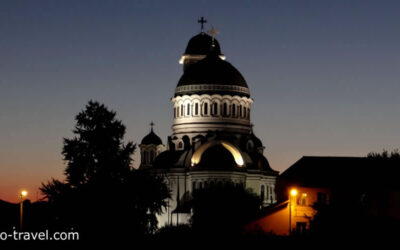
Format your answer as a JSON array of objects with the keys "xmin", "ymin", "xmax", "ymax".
[
  {"xmin": 192, "ymin": 180, "xmax": 244, "ymax": 191},
  {"xmin": 174, "ymin": 102, "xmax": 250, "ymax": 119}
]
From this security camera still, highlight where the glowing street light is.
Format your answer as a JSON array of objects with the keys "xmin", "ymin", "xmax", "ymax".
[
  {"xmin": 20, "ymin": 190, "xmax": 28, "ymax": 231},
  {"xmin": 289, "ymin": 188, "xmax": 297, "ymax": 235}
]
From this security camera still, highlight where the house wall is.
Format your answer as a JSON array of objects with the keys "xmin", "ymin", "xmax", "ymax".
[
  {"xmin": 245, "ymin": 202, "xmax": 290, "ymax": 235},
  {"xmin": 245, "ymin": 186, "xmax": 331, "ymax": 235}
]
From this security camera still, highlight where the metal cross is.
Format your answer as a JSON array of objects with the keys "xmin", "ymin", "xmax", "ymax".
[
  {"xmin": 208, "ymin": 26, "xmax": 219, "ymax": 43},
  {"xmin": 150, "ymin": 121, "xmax": 154, "ymax": 131},
  {"xmin": 198, "ymin": 16, "xmax": 207, "ymax": 31}
]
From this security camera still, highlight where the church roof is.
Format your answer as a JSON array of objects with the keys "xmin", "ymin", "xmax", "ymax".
[
  {"xmin": 249, "ymin": 133, "xmax": 263, "ymax": 149},
  {"xmin": 175, "ymin": 53, "xmax": 249, "ymax": 97},
  {"xmin": 184, "ymin": 32, "xmax": 222, "ymax": 56},
  {"xmin": 246, "ymin": 152, "xmax": 277, "ymax": 172},
  {"xmin": 141, "ymin": 129, "xmax": 162, "ymax": 145}
]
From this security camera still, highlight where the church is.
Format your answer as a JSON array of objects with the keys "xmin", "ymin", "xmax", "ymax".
[{"xmin": 139, "ymin": 19, "xmax": 279, "ymax": 227}]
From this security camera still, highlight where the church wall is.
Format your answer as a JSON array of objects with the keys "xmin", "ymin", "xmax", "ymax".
[
  {"xmin": 156, "ymin": 169, "xmax": 277, "ymax": 228},
  {"xmin": 245, "ymin": 174, "xmax": 277, "ymax": 206}
]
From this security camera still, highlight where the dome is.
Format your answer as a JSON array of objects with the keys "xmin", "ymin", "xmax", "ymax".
[
  {"xmin": 184, "ymin": 32, "xmax": 222, "ymax": 55},
  {"xmin": 153, "ymin": 150, "xmax": 183, "ymax": 169},
  {"xmin": 175, "ymin": 54, "xmax": 250, "ymax": 97},
  {"xmin": 196, "ymin": 144, "xmax": 238, "ymax": 170},
  {"xmin": 141, "ymin": 130, "xmax": 162, "ymax": 145}
]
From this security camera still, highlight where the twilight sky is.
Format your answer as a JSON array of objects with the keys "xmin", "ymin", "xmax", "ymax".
[{"xmin": 1, "ymin": 0, "xmax": 400, "ymax": 203}]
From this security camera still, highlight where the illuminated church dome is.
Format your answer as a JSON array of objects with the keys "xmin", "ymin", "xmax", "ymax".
[
  {"xmin": 139, "ymin": 18, "xmax": 278, "ymax": 227},
  {"xmin": 175, "ymin": 53, "xmax": 249, "ymax": 97}
]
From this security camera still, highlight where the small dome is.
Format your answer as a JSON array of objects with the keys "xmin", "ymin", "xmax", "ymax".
[
  {"xmin": 141, "ymin": 130, "xmax": 162, "ymax": 145},
  {"xmin": 184, "ymin": 32, "xmax": 222, "ymax": 55},
  {"xmin": 175, "ymin": 54, "xmax": 249, "ymax": 97}
]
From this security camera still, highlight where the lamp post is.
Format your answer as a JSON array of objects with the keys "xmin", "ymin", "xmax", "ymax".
[
  {"xmin": 289, "ymin": 188, "xmax": 297, "ymax": 235},
  {"xmin": 20, "ymin": 190, "xmax": 27, "ymax": 231}
]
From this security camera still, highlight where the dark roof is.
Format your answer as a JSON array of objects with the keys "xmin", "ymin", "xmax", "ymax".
[
  {"xmin": 195, "ymin": 144, "xmax": 240, "ymax": 170},
  {"xmin": 247, "ymin": 152, "xmax": 278, "ymax": 174},
  {"xmin": 176, "ymin": 54, "xmax": 249, "ymax": 97},
  {"xmin": 141, "ymin": 130, "xmax": 162, "ymax": 145},
  {"xmin": 184, "ymin": 32, "xmax": 222, "ymax": 55},
  {"xmin": 279, "ymin": 156, "xmax": 400, "ymax": 188},
  {"xmin": 249, "ymin": 133, "xmax": 263, "ymax": 148},
  {"xmin": 152, "ymin": 150, "xmax": 184, "ymax": 169}
]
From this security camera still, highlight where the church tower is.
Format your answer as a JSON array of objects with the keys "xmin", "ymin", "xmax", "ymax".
[
  {"xmin": 143, "ymin": 18, "xmax": 279, "ymax": 227},
  {"xmin": 139, "ymin": 122, "xmax": 164, "ymax": 169}
]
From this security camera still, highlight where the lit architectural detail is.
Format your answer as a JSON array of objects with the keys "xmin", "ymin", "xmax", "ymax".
[{"xmin": 191, "ymin": 141, "xmax": 245, "ymax": 167}]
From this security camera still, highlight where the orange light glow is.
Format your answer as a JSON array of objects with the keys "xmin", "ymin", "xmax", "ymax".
[
  {"xmin": 290, "ymin": 189, "xmax": 297, "ymax": 196},
  {"xmin": 21, "ymin": 190, "xmax": 28, "ymax": 197}
]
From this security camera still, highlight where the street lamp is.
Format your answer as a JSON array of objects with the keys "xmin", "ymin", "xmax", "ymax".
[
  {"xmin": 289, "ymin": 188, "xmax": 297, "ymax": 235},
  {"xmin": 20, "ymin": 190, "xmax": 28, "ymax": 231}
]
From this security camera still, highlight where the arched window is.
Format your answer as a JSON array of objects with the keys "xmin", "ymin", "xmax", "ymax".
[
  {"xmin": 223, "ymin": 103, "xmax": 228, "ymax": 116},
  {"xmin": 144, "ymin": 151, "xmax": 149, "ymax": 164},
  {"xmin": 248, "ymin": 108, "xmax": 250, "ymax": 119},
  {"xmin": 243, "ymin": 106, "xmax": 247, "ymax": 119},
  {"xmin": 195, "ymin": 103, "xmax": 199, "ymax": 115},
  {"xmin": 213, "ymin": 103, "xmax": 218, "ymax": 115},
  {"xmin": 192, "ymin": 181, "xmax": 197, "ymax": 191},
  {"xmin": 261, "ymin": 185, "xmax": 265, "ymax": 201},
  {"xmin": 187, "ymin": 103, "xmax": 190, "ymax": 116},
  {"xmin": 150, "ymin": 150, "xmax": 154, "ymax": 163},
  {"xmin": 266, "ymin": 185, "xmax": 270, "ymax": 200},
  {"xmin": 232, "ymin": 104, "xmax": 236, "ymax": 117},
  {"xmin": 203, "ymin": 103, "xmax": 208, "ymax": 115},
  {"xmin": 181, "ymin": 104, "xmax": 184, "ymax": 116},
  {"xmin": 210, "ymin": 180, "xmax": 215, "ymax": 187},
  {"xmin": 178, "ymin": 141, "xmax": 183, "ymax": 149},
  {"xmin": 199, "ymin": 182, "xmax": 203, "ymax": 189},
  {"xmin": 239, "ymin": 104, "xmax": 242, "ymax": 117}
]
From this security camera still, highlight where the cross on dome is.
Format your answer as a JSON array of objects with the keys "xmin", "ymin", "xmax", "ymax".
[
  {"xmin": 208, "ymin": 26, "xmax": 219, "ymax": 46},
  {"xmin": 150, "ymin": 121, "xmax": 154, "ymax": 131},
  {"xmin": 198, "ymin": 16, "xmax": 207, "ymax": 31}
]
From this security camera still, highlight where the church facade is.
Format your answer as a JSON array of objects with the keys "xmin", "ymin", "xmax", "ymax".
[{"xmin": 139, "ymin": 23, "xmax": 279, "ymax": 227}]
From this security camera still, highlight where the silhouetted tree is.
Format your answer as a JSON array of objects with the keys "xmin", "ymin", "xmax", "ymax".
[
  {"xmin": 41, "ymin": 101, "xmax": 170, "ymax": 240},
  {"xmin": 190, "ymin": 185, "xmax": 261, "ymax": 236},
  {"xmin": 62, "ymin": 101, "xmax": 135, "ymax": 186},
  {"xmin": 367, "ymin": 149, "xmax": 400, "ymax": 159}
]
